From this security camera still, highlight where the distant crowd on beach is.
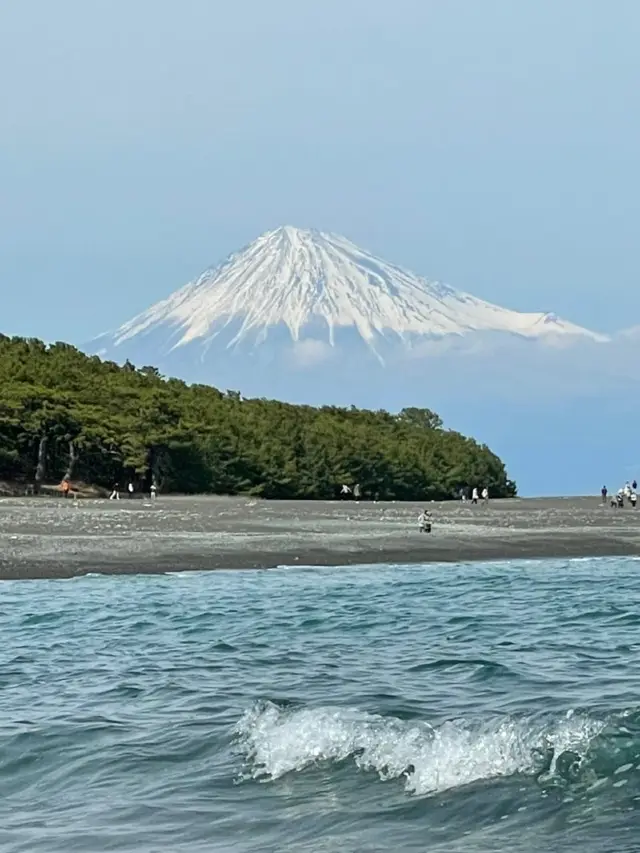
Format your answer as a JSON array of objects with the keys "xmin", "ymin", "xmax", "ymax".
[
  {"xmin": 107, "ymin": 482, "xmax": 157, "ymax": 501},
  {"xmin": 58, "ymin": 478, "xmax": 158, "ymax": 501},
  {"xmin": 339, "ymin": 483, "xmax": 491, "ymax": 506},
  {"xmin": 457, "ymin": 486, "xmax": 490, "ymax": 505},
  {"xmin": 602, "ymin": 481, "xmax": 637, "ymax": 509},
  {"xmin": 340, "ymin": 483, "xmax": 362, "ymax": 500}
]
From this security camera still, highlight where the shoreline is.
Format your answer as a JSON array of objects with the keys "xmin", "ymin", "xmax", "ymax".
[{"xmin": 1, "ymin": 495, "xmax": 639, "ymax": 580}]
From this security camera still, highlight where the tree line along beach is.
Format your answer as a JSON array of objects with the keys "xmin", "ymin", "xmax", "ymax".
[{"xmin": 0, "ymin": 335, "xmax": 514, "ymax": 501}]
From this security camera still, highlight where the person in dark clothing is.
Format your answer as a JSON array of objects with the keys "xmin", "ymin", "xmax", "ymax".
[{"xmin": 601, "ymin": 486, "xmax": 608, "ymax": 503}]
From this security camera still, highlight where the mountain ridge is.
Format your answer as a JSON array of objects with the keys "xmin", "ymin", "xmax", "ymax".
[{"xmin": 91, "ymin": 226, "xmax": 606, "ymax": 365}]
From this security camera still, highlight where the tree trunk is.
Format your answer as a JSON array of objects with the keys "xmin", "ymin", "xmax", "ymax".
[
  {"xmin": 34, "ymin": 435, "xmax": 48, "ymax": 494},
  {"xmin": 65, "ymin": 440, "xmax": 79, "ymax": 480},
  {"xmin": 151, "ymin": 460, "xmax": 164, "ymax": 492},
  {"xmin": 150, "ymin": 447, "xmax": 165, "ymax": 492}
]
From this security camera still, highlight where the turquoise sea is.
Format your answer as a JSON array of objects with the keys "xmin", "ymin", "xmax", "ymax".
[{"xmin": 1, "ymin": 557, "xmax": 640, "ymax": 852}]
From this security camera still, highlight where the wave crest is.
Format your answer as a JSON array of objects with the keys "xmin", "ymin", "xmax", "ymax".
[{"xmin": 233, "ymin": 701, "xmax": 623, "ymax": 797}]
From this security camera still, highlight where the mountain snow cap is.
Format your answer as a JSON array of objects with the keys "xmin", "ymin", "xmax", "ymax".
[{"xmin": 101, "ymin": 226, "xmax": 607, "ymax": 352}]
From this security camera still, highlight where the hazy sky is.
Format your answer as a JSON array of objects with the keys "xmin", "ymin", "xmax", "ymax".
[{"xmin": 2, "ymin": 0, "xmax": 639, "ymax": 341}]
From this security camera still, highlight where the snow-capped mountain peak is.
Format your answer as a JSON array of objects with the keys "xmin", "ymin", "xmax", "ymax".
[{"xmin": 98, "ymin": 226, "xmax": 605, "ymax": 357}]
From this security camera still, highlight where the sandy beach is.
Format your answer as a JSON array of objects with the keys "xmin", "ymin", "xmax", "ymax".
[{"xmin": 0, "ymin": 494, "xmax": 639, "ymax": 579}]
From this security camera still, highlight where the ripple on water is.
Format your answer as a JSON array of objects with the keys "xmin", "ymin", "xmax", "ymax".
[{"xmin": 1, "ymin": 557, "xmax": 640, "ymax": 853}]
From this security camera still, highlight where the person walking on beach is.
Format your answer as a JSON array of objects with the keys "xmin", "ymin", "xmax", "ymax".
[
  {"xmin": 471, "ymin": 487, "xmax": 479, "ymax": 505},
  {"xmin": 150, "ymin": 483, "xmax": 157, "ymax": 500},
  {"xmin": 109, "ymin": 483, "xmax": 120, "ymax": 500},
  {"xmin": 631, "ymin": 491, "xmax": 638, "ymax": 509},
  {"xmin": 340, "ymin": 484, "xmax": 352, "ymax": 500},
  {"xmin": 127, "ymin": 481, "xmax": 134, "ymax": 499},
  {"xmin": 481, "ymin": 487, "xmax": 489, "ymax": 504},
  {"xmin": 601, "ymin": 485, "xmax": 608, "ymax": 503}
]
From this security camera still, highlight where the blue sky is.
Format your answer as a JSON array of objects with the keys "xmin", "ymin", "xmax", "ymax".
[{"xmin": 3, "ymin": 0, "xmax": 639, "ymax": 342}]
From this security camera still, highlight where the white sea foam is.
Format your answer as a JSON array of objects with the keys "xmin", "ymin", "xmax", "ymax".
[{"xmin": 234, "ymin": 702, "xmax": 605, "ymax": 797}]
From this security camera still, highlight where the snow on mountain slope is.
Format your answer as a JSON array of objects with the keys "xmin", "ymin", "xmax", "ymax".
[{"xmin": 94, "ymin": 226, "xmax": 606, "ymax": 359}]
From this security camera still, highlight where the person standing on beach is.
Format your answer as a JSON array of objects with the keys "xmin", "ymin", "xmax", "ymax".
[
  {"xmin": 418, "ymin": 509, "xmax": 432, "ymax": 533},
  {"xmin": 340, "ymin": 484, "xmax": 352, "ymax": 500},
  {"xmin": 471, "ymin": 487, "xmax": 479, "ymax": 505},
  {"xmin": 601, "ymin": 485, "xmax": 608, "ymax": 503},
  {"xmin": 481, "ymin": 487, "xmax": 489, "ymax": 504},
  {"xmin": 150, "ymin": 483, "xmax": 157, "ymax": 500},
  {"xmin": 633, "ymin": 479, "xmax": 638, "ymax": 491},
  {"xmin": 631, "ymin": 491, "xmax": 638, "ymax": 509},
  {"xmin": 353, "ymin": 483, "xmax": 361, "ymax": 502},
  {"xmin": 127, "ymin": 482, "xmax": 134, "ymax": 499}
]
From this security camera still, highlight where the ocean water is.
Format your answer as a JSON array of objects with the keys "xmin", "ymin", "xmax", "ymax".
[{"xmin": 1, "ymin": 558, "xmax": 640, "ymax": 852}]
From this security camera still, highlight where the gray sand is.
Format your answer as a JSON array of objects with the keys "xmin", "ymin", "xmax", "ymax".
[{"xmin": 1, "ymin": 495, "xmax": 640, "ymax": 579}]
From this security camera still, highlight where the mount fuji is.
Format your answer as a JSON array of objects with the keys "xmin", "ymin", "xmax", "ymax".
[
  {"xmin": 90, "ymin": 225, "xmax": 605, "ymax": 379},
  {"xmin": 86, "ymin": 227, "xmax": 637, "ymax": 495}
]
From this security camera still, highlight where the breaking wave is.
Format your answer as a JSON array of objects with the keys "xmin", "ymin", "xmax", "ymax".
[{"xmin": 234, "ymin": 701, "xmax": 640, "ymax": 798}]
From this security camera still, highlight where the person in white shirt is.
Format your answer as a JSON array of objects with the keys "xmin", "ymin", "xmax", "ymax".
[
  {"xmin": 471, "ymin": 487, "xmax": 479, "ymax": 505},
  {"xmin": 418, "ymin": 510, "xmax": 432, "ymax": 533}
]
